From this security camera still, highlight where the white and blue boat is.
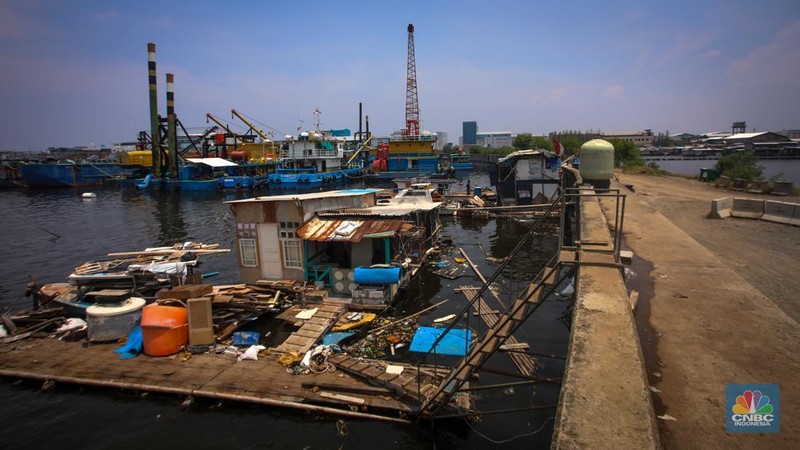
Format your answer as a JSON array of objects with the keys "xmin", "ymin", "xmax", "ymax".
[{"xmin": 266, "ymin": 130, "xmax": 363, "ymax": 187}]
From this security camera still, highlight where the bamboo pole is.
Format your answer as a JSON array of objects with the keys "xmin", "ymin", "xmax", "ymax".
[
  {"xmin": 372, "ymin": 299, "xmax": 448, "ymax": 335},
  {"xmin": 459, "ymin": 247, "xmax": 506, "ymax": 309}
]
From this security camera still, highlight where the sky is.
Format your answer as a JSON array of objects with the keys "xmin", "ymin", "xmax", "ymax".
[{"xmin": 0, "ymin": 0, "xmax": 799, "ymax": 151}]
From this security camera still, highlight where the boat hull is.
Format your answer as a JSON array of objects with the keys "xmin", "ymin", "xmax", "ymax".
[{"xmin": 20, "ymin": 163, "xmax": 137, "ymax": 188}]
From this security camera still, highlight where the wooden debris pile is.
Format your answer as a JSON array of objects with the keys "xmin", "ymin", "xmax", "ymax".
[{"xmin": 0, "ymin": 308, "xmax": 67, "ymax": 344}]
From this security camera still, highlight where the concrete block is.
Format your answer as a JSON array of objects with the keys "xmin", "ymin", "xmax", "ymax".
[
  {"xmin": 731, "ymin": 179, "xmax": 748, "ymax": 191},
  {"xmin": 715, "ymin": 176, "xmax": 731, "ymax": 188},
  {"xmin": 708, "ymin": 197, "xmax": 732, "ymax": 219},
  {"xmin": 746, "ymin": 180, "xmax": 769, "ymax": 194},
  {"xmin": 761, "ymin": 201, "xmax": 797, "ymax": 225},
  {"xmin": 772, "ymin": 181, "xmax": 794, "ymax": 196},
  {"xmin": 730, "ymin": 198, "xmax": 764, "ymax": 219},
  {"xmin": 792, "ymin": 204, "xmax": 800, "ymax": 227}
]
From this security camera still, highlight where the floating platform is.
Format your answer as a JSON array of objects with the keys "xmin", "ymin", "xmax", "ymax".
[{"xmin": 0, "ymin": 338, "xmax": 430, "ymax": 423}]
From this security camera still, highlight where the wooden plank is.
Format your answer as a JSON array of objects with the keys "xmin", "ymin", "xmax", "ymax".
[
  {"xmin": 377, "ymin": 371, "xmax": 400, "ymax": 383},
  {"xmin": 295, "ymin": 329, "xmax": 321, "ymax": 339},
  {"xmin": 362, "ymin": 366, "xmax": 385, "ymax": 379},
  {"xmin": 319, "ymin": 391, "xmax": 365, "ymax": 405},
  {"xmin": 350, "ymin": 361, "xmax": 371, "ymax": 373}
]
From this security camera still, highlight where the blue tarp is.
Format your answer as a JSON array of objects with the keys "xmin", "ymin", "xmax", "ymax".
[
  {"xmin": 322, "ymin": 332, "xmax": 355, "ymax": 346},
  {"xmin": 409, "ymin": 326, "xmax": 472, "ymax": 356},
  {"xmin": 114, "ymin": 326, "xmax": 143, "ymax": 360},
  {"xmin": 233, "ymin": 331, "xmax": 260, "ymax": 346}
]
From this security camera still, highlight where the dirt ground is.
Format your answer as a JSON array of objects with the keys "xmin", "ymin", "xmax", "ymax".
[{"xmin": 609, "ymin": 173, "xmax": 800, "ymax": 448}]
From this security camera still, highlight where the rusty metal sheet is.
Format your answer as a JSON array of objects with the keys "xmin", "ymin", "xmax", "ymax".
[{"xmin": 297, "ymin": 217, "xmax": 409, "ymax": 242}]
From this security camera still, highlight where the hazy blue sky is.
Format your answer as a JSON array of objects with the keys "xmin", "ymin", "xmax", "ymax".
[{"xmin": 1, "ymin": 0, "xmax": 798, "ymax": 150}]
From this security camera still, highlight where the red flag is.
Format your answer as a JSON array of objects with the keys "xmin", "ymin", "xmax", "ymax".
[{"xmin": 554, "ymin": 139, "xmax": 563, "ymax": 156}]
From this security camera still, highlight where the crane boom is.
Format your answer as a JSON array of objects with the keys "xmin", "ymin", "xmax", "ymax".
[
  {"xmin": 205, "ymin": 113, "xmax": 233, "ymax": 135},
  {"xmin": 231, "ymin": 109, "xmax": 271, "ymax": 142}
]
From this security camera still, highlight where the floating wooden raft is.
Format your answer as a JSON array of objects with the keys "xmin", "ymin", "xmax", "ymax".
[{"xmin": 274, "ymin": 304, "xmax": 346, "ymax": 354}]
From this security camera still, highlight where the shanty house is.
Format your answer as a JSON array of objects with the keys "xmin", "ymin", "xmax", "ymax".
[{"xmin": 226, "ymin": 187, "xmax": 441, "ymax": 305}]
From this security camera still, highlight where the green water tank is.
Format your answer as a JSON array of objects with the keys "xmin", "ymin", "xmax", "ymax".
[{"xmin": 579, "ymin": 139, "xmax": 615, "ymax": 182}]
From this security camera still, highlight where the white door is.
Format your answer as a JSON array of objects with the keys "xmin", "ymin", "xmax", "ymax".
[{"xmin": 258, "ymin": 223, "xmax": 282, "ymax": 279}]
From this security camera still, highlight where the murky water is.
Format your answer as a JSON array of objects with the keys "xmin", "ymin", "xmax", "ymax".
[{"xmin": 0, "ymin": 175, "xmax": 569, "ymax": 449}]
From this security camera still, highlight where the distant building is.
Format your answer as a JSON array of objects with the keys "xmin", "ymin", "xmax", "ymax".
[
  {"xmin": 704, "ymin": 131, "xmax": 799, "ymax": 157},
  {"xmin": 669, "ymin": 133, "xmax": 697, "ymax": 145},
  {"xmin": 477, "ymin": 131, "xmax": 513, "ymax": 149},
  {"xmin": 462, "ymin": 121, "xmax": 478, "ymax": 146},
  {"xmin": 433, "ymin": 131, "xmax": 448, "ymax": 150},
  {"xmin": 601, "ymin": 130, "xmax": 655, "ymax": 147}
]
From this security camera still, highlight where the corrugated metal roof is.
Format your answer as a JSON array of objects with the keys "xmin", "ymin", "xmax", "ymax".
[
  {"xmin": 224, "ymin": 189, "xmax": 380, "ymax": 204},
  {"xmin": 725, "ymin": 132, "xmax": 768, "ymax": 140},
  {"xmin": 297, "ymin": 217, "xmax": 412, "ymax": 242}
]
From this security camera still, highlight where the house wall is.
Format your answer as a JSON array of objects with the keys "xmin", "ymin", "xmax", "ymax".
[
  {"xmin": 352, "ymin": 240, "xmax": 373, "ymax": 267},
  {"xmin": 230, "ymin": 193, "xmax": 378, "ymax": 284}
]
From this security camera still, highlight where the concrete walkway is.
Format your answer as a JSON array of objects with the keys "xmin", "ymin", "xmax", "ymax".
[{"xmin": 612, "ymin": 175, "xmax": 800, "ymax": 448}]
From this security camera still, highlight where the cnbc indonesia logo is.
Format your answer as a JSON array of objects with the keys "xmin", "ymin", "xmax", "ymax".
[{"xmin": 727, "ymin": 384, "xmax": 780, "ymax": 433}]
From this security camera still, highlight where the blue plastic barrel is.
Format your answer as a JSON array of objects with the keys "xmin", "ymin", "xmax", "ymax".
[
  {"xmin": 353, "ymin": 266, "xmax": 401, "ymax": 285},
  {"xmin": 473, "ymin": 186, "xmax": 482, "ymax": 197}
]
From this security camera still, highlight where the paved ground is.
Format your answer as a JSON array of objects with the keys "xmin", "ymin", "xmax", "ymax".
[{"xmin": 610, "ymin": 174, "xmax": 799, "ymax": 448}]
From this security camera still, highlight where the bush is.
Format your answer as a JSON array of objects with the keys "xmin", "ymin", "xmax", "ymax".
[{"xmin": 714, "ymin": 151, "xmax": 763, "ymax": 180}]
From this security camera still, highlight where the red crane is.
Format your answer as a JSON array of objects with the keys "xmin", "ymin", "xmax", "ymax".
[{"xmin": 405, "ymin": 23, "xmax": 420, "ymax": 137}]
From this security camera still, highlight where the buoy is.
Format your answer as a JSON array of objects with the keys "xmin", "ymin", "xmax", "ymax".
[{"xmin": 82, "ymin": 192, "xmax": 96, "ymax": 198}]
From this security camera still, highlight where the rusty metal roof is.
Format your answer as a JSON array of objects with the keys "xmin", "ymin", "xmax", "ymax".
[{"xmin": 297, "ymin": 217, "xmax": 413, "ymax": 242}]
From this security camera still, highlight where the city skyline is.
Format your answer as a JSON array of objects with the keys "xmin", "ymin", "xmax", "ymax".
[{"xmin": 1, "ymin": 0, "xmax": 798, "ymax": 150}]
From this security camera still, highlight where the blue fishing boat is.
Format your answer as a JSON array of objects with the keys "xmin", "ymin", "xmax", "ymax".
[
  {"xmin": 268, "ymin": 130, "xmax": 363, "ymax": 187},
  {"xmin": 449, "ymin": 152, "xmax": 474, "ymax": 171}
]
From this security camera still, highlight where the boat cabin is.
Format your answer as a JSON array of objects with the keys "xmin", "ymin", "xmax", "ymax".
[{"xmin": 489, "ymin": 149, "xmax": 561, "ymax": 205}]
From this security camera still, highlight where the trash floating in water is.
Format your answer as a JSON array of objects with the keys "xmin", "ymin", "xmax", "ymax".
[
  {"xmin": 81, "ymin": 192, "xmax": 96, "ymax": 199},
  {"xmin": 433, "ymin": 314, "xmax": 456, "ymax": 323}
]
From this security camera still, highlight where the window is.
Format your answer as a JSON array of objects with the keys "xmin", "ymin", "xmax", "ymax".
[
  {"xmin": 239, "ymin": 238, "xmax": 258, "ymax": 267},
  {"xmin": 279, "ymin": 222, "xmax": 303, "ymax": 268}
]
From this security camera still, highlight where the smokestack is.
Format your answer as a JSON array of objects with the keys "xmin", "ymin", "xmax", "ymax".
[
  {"xmin": 166, "ymin": 73, "xmax": 177, "ymax": 178},
  {"xmin": 147, "ymin": 43, "xmax": 161, "ymax": 177},
  {"xmin": 358, "ymin": 102, "xmax": 363, "ymax": 142}
]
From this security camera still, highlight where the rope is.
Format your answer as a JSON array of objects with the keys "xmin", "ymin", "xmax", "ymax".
[{"xmin": 466, "ymin": 416, "xmax": 555, "ymax": 444}]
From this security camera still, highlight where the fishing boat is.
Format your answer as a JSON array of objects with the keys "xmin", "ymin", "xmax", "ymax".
[
  {"xmin": 266, "ymin": 130, "xmax": 363, "ymax": 187},
  {"xmin": 366, "ymin": 133, "xmax": 440, "ymax": 180},
  {"xmin": 449, "ymin": 151, "xmax": 474, "ymax": 171}
]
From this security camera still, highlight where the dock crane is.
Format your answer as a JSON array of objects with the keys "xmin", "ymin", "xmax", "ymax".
[{"xmin": 230, "ymin": 109, "xmax": 274, "ymax": 143}]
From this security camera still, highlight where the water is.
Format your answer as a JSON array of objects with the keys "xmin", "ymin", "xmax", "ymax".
[
  {"xmin": 0, "ymin": 176, "xmax": 569, "ymax": 449},
  {"xmin": 642, "ymin": 157, "xmax": 800, "ymax": 185}
]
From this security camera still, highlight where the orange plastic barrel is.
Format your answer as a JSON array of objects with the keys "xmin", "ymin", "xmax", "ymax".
[{"xmin": 141, "ymin": 304, "xmax": 189, "ymax": 356}]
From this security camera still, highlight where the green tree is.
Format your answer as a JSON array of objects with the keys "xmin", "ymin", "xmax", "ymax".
[
  {"xmin": 560, "ymin": 135, "xmax": 585, "ymax": 156},
  {"xmin": 715, "ymin": 151, "xmax": 763, "ymax": 180},
  {"xmin": 513, "ymin": 133, "xmax": 535, "ymax": 150},
  {"xmin": 607, "ymin": 139, "xmax": 644, "ymax": 168},
  {"xmin": 531, "ymin": 136, "xmax": 554, "ymax": 151}
]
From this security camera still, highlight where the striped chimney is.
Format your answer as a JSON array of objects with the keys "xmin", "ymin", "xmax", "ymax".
[
  {"xmin": 166, "ymin": 73, "xmax": 177, "ymax": 177},
  {"xmin": 147, "ymin": 43, "xmax": 161, "ymax": 177}
]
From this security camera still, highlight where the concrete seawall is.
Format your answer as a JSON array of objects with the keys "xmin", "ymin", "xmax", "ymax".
[{"xmin": 552, "ymin": 190, "xmax": 660, "ymax": 449}]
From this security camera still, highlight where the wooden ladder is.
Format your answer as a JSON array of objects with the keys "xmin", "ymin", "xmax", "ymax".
[{"xmin": 419, "ymin": 264, "xmax": 562, "ymax": 417}]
